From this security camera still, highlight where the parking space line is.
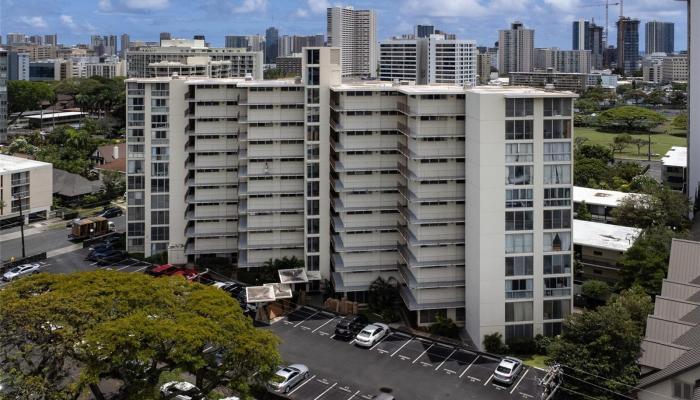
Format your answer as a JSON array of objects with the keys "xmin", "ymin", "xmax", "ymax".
[
  {"xmin": 349, "ymin": 339, "xmax": 356, "ymax": 345},
  {"xmin": 484, "ymin": 374, "xmax": 494, "ymax": 386},
  {"xmin": 312, "ymin": 316, "xmax": 337, "ymax": 333},
  {"xmin": 510, "ymin": 368, "xmax": 529, "ymax": 394},
  {"xmin": 294, "ymin": 310, "xmax": 319, "ymax": 328},
  {"xmin": 313, "ymin": 382, "xmax": 337, "ymax": 400},
  {"xmin": 288, "ymin": 374, "xmax": 316, "ymax": 395},
  {"xmin": 435, "ymin": 348, "xmax": 457, "ymax": 371},
  {"xmin": 389, "ymin": 336, "xmax": 413, "ymax": 357},
  {"xmin": 459, "ymin": 355, "xmax": 479, "ymax": 378},
  {"xmin": 369, "ymin": 334, "xmax": 390, "ymax": 351},
  {"xmin": 347, "ymin": 390, "xmax": 361, "ymax": 399},
  {"xmin": 134, "ymin": 265, "xmax": 149, "ymax": 272},
  {"xmin": 412, "ymin": 342, "xmax": 434, "ymax": 364}
]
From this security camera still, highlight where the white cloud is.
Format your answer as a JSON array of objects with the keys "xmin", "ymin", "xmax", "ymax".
[
  {"xmin": 232, "ymin": 0, "xmax": 267, "ymax": 13},
  {"xmin": 307, "ymin": 0, "xmax": 330, "ymax": 14},
  {"xmin": 295, "ymin": 8, "xmax": 310, "ymax": 17},
  {"xmin": 19, "ymin": 16, "xmax": 48, "ymax": 30},
  {"xmin": 543, "ymin": 0, "xmax": 579, "ymax": 13},
  {"xmin": 60, "ymin": 15, "xmax": 78, "ymax": 30},
  {"xmin": 98, "ymin": 0, "xmax": 169, "ymax": 13}
]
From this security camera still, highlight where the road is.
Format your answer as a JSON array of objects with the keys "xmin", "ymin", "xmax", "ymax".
[{"xmin": 0, "ymin": 216, "xmax": 126, "ymax": 262}]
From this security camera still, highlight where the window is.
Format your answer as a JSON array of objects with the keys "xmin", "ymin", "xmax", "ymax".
[
  {"xmin": 151, "ymin": 226, "xmax": 169, "ymax": 241},
  {"xmin": 128, "ymin": 160, "xmax": 144, "ymax": 174},
  {"xmin": 505, "ymin": 143, "xmax": 533, "ymax": 162},
  {"xmin": 505, "ymin": 302, "xmax": 533, "ymax": 322},
  {"xmin": 307, "ymin": 67, "xmax": 320, "ymax": 85},
  {"xmin": 307, "ymin": 181, "xmax": 319, "ymax": 197},
  {"xmin": 506, "ymin": 234, "xmax": 533, "ymax": 254},
  {"xmin": 419, "ymin": 309, "xmax": 447, "ymax": 324},
  {"xmin": 151, "ymin": 194, "xmax": 169, "ymax": 209},
  {"xmin": 307, "ymin": 88, "xmax": 319, "ymax": 104},
  {"xmin": 506, "ymin": 256, "xmax": 534, "ymax": 276},
  {"xmin": 505, "ymin": 120, "xmax": 534, "ymax": 140},
  {"xmin": 543, "ymin": 165, "xmax": 571, "ymax": 184},
  {"xmin": 543, "ymin": 98, "xmax": 572, "ymax": 117},
  {"xmin": 543, "ymin": 254, "xmax": 571, "ymax": 274},
  {"xmin": 455, "ymin": 308, "xmax": 465, "ymax": 322},
  {"xmin": 307, "ymin": 125, "xmax": 319, "ymax": 141},
  {"xmin": 151, "ymin": 210, "xmax": 169, "ymax": 225},
  {"xmin": 543, "ymin": 232, "xmax": 571, "ymax": 252},
  {"xmin": 127, "ymin": 222, "xmax": 144, "ymax": 236},
  {"xmin": 505, "ymin": 211, "xmax": 533, "ymax": 231},
  {"xmin": 505, "ymin": 98, "xmax": 534, "ymax": 117},
  {"xmin": 673, "ymin": 381, "xmax": 693, "ymax": 400},
  {"xmin": 505, "ymin": 279, "xmax": 533, "ymax": 299},
  {"xmin": 127, "ymin": 191, "xmax": 144, "ymax": 205},
  {"xmin": 151, "ymin": 146, "xmax": 169, "ymax": 161},
  {"xmin": 307, "ymin": 255, "xmax": 319, "ymax": 271},
  {"xmin": 543, "ymin": 322, "xmax": 562, "ymax": 337},
  {"xmin": 544, "ymin": 277, "xmax": 571, "ymax": 297},
  {"xmin": 307, "ymin": 163, "xmax": 319, "ymax": 178},
  {"xmin": 307, "ymin": 144, "xmax": 319, "ymax": 160},
  {"xmin": 543, "ymin": 300, "xmax": 571, "ymax": 320},
  {"xmin": 544, "ymin": 209, "xmax": 571, "ymax": 229},
  {"xmin": 544, "ymin": 188, "xmax": 571, "ymax": 207},
  {"xmin": 543, "ymin": 119, "xmax": 571, "ymax": 139},
  {"xmin": 505, "ymin": 324, "xmax": 533, "ymax": 342},
  {"xmin": 306, "ymin": 49, "xmax": 320, "ymax": 64},
  {"xmin": 151, "ymin": 163, "xmax": 169, "ymax": 177},
  {"xmin": 307, "ymin": 199, "xmax": 319, "ymax": 215},
  {"xmin": 307, "ymin": 218, "xmax": 319, "ymax": 234},
  {"xmin": 128, "ymin": 207, "xmax": 145, "ymax": 221},
  {"xmin": 543, "ymin": 142, "xmax": 571, "ymax": 161},
  {"xmin": 128, "ymin": 176, "xmax": 144, "ymax": 190},
  {"xmin": 307, "ymin": 237, "xmax": 319, "ymax": 252},
  {"xmin": 506, "ymin": 166, "xmax": 533, "ymax": 185},
  {"xmin": 506, "ymin": 189, "xmax": 533, "ymax": 208},
  {"xmin": 151, "ymin": 178, "xmax": 169, "ymax": 193}
]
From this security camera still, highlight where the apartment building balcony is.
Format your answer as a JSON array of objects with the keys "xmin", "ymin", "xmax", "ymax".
[
  {"xmin": 186, "ymin": 172, "xmax": 238, "ymax": 186},
  {"xmin": 238, "ymin": 234, "xmax": 304, "ymax": 250},
  {"xmin": 191, "ymin": 138, "xmax": 239, "ymax": 152},
  {"xmin": 396, "ymin": 223, "xmax": 464, "ymax": 247},
  {"xmin": 404, "ymin": 182, "xmax": 465, "ymax": 202},
  {"xmin": 238, "ymin": 182, "xmax": 304, "ymax": 197},
  {"xmin": 332, "ymin": 198, "xmax": 399, "ymax": 213},
  {"xmin": 192, "ymin": 106, "xmax": 241, "ymax": 118},
  {"xmin": 397, "ymin": 204, "xmax": 464, "ymax": 225},
  {"xmin": 194, "ymin": 122, "xmax": 241, "ymax": 135},
  {"xmin": 331, "ymin": 234, "xmax": 396, "ymax": 253},
  {"xmin": 239, "ymin": 199, "xmax": 304, "ymax": 214},
  {"xmin": 185, "ymin": 188, "xmax": 238, "ymax": 204},
  {"xmin": 332, "ymin": 272, "xmax": 373, "ymax": 293},
  {"xmin": 398, "ymin": 141, "xmax": 465, "ymax": 159},
  {"xmin": 247, "ymin": 143, "xmax": 304, "ymax": 159},
  {"xmin": 238, "ymin": 247, "xmax": 305, "ymax": 269},
  {"xmin": 398, "ymin": 263, "xmax": 465, "ymax": 290},
  {"xmin": 331, "ymin": 215, "xmax": 399, "ymax": 233},
  {"xmin": 331, "ymin": 253, "xmax": 400, "ymax": 273},
  {"xmin": 399, "ymin": 285, "xmax": 465, "ymax": 311},
  {"xmin": 243, "ymin": 127, "xmax": 304, "ymax": 142},
  {"xmin": 400, "ymin": 120, "xmax": 464, "ymax": 138},
  {"xmin": 334, "ymin": 193, "xmax": 402, "ymax": 211},
  {"xmin": 189, "ymin": 91, "xmax": 241, "ymax": 102},
  {"xmin": 331, "ymin": 159, "xmax": 398, "ymax": 173},
  {"xmin": 184, "ymin": 237, "xmax": 237, "ymax": 255},
  {"xmin": 400, "ymin": 99, "xmax": 465, "ymax": 116},
  {"xmin": 332, "ymin": 135, "xmax": 402, "ymax": 153},
  {"xmin": 187, "ymin": 154, "xmax": 238, "ymax": 169},
  {"xmin": 238, "ymin": 215, "xmax": 303, "ymax": 232},
  {"xmin": 397, "ymin": 245, "xmax": 465, "ymax": 269},
  {"xmin": 185, "ymin": 205, "xmax": 238, "ymax": 220},
  {"xmin": 238, "ymin": 165, "xmax": 304, "ymax": 179},
  {"xmin": 185, "ymin": 224, "xmax": 238, "ymax": 238},
  {"xmin": 397, "ymin": 162, "xmax": 465, "ymax": 181}
]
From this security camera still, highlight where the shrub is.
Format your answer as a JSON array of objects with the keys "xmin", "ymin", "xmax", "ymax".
[
  {"xmin": 483, "ymin": 332, "xmax": 507, "ymax": 354},
  {"xmin": 506, "ymin": 336, "xmax": 537, "ymax": 355},
  {"xmin": 429, "ymin": 316, "xmax": 460, "ymax": 339},
  {"xmin": 534, "ymin": 334, "xmax": 552, "ymax": 355}
]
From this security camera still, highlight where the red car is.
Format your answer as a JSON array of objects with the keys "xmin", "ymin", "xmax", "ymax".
[
  {"xmin": 147, "ymin": 264, "xmax": 204, "ymax": 281},
  {"xmin": 146, "ymin": 263, "xmax": 176, "ymax": 277}
]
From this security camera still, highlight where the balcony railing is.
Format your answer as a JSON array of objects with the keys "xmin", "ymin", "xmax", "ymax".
[
  {"xmin": 505, "ymin": 290, "xmax": 534, "ymax": 299},
  {"xmin": 544, "ymin": 288, "xmax": 571, "ymax": 297}
]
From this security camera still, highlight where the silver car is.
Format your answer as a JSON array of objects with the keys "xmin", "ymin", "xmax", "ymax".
[
  {"xmin": 2, "ymin": 263, "xmax": 41, "ymax": 282},
  {"xmin": 268, "ymin": 364, "xmax": 309, "ymax": 393},
  {"xmin": 493, "ymin": 357, "xmax": 524, "ymax": 384},
  {"xmin": 354, "ymin": 323, "xmax": 390, "ymax": 347}
]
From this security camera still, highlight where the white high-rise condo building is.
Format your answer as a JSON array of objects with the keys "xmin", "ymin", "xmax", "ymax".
[
  {"xmin": 499, "ymin": 22, "xmax": 535, "ymax": 75},
  {"xmin": 534, "ymin": 48, "xmax": 592, "ymax": 74},
  {"xmin": 126, "ymin": 47, "xmax": 575, "ymax": 347},
  {"xmin": 378, "ymin": 39, "xmax": 426, "ymax": 83},
  {"xmin": 126, "ymin": 39, "xmax": 263, "ymax": 79},
  {"xmin": 0, "ymin": 49, "xmax": 6, "ymax": 143},
  {"xmin": 687, "ymin": 0, "xmax": 700, "ymax": 204},
  {"xmin": 327, "ymin": 6, "xmax": 377, "ymax": 78}
]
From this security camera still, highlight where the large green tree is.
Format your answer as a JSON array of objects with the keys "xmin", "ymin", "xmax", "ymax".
[
  {"xmin": 617, "ymin": 227, "xmax": 687, "ymax": 296},
  {"xmin": 7, "ymin": 80, "xmax": 55, "ymax": 125},
  {"xmin": 612, "ymin": 185, "xmax": 691, "ymax": 230},
  {"xmin": 548, "ymin": 286, "xmax": 653, "ymax": 399},
  {"xmin": 597, "ymin": 106, "xmax": 665, "ymax": 132},
  {"xmin": 0, "ymin": 270, "xmax": 280, "ymax": 399}
]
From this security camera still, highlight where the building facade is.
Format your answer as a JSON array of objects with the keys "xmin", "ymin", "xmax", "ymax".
[
  {"xmin": 662, "ymin": 55, "xmax": 689, "ymax": 83},
  {"xmin": 327, "ymin": 6, "xmax": 377, "ymax": 78},
  {"xmin": 534, "ymin": 48, "xmax": 592, "ymax": 74},
  {"xmin": 276, "ymin": 56, "xmax": 302, "ymax": 76},
  {"xmin": 573, "ymin": 19, "xmax": 604, "ymax": 69},
  {"xmin": 689, "ymin": 0, "xmax": 700, "ymax": 206},
  {"xmin": 509, "ymin": 71, "xmax": 589, "ymax": 92},
  {"xmin": 0, "ymin": 49, "xmax": 7, "ymax": 143},
  {"xmin": 0, "ymin": 155, "xmax": 53, "ymax": 223},
  {"xmin": 379, "ymin": 39, "xmax": 426, "ymax": 83},
  {"xmin": 645, "ymin": 21, "xmax": 675, "ymax": 54},
  {"xmin": 265, "ymin": 27, "xmax": 279, "ymax": 64},
  {"xmin": 498, "ymin": 22, "xmax": 535, "ymax": 75},
  {"xmin": 617, "ymin": 17, "xmax": 641, "ymax": 75},
  {"xmin": 126, "ymin": 46, "xmax": 575, "ymax": 347},
  {"xmin": 126, "ymin": 39, "xmax": 263, "ymax": 79}
]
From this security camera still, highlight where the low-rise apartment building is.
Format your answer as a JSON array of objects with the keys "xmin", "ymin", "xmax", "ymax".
[
  {"xmin": 126, "ymin": 46, "xmax": 575, "ymax": 347},
  {"xmin": 573, "ymin": 219, "xmax": 641, "ymax": 285},
  {"xmin": 573, "ymin": 185, "xmax": 643, "ymax": 223},
  {"xmin": 661, "ymin": 146, "xmax": 687, "ymax": 192},
  {"xmin": 0, "ymin": 155, "xmax": 52, "ymax": 223},
  {"xmin": 509, "ymin": 70, "xmax": 588, "ymax": 92}
]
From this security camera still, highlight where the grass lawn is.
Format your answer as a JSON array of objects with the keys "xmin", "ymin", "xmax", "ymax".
[
  {"xmin": 517, "ymin": 353, "xmax": 549, "ymax": 369},
  {"xmin": 575, "ymin": 122, "xmax": 686, "ymax": 160}
]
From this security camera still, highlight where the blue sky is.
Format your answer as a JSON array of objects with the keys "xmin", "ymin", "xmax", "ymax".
[{"xmin": 0, "ymin": 0, "xmax": 689, "ymax": 51}]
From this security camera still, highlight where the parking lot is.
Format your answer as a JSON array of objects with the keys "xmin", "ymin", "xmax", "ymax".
[{"xmin": 268, "ymin": 307, "xmax": 545, "ymax": 400}]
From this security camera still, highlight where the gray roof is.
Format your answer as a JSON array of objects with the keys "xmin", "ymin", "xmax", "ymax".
[
  {"xmin": 638, "ymin": 239, "xmax": 700, "ymax": 389},
  {"xmin": 52, "ymin": 169, "xmax": 102, "ymax": 197}
]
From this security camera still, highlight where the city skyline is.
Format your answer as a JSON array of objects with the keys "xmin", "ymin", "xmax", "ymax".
[{"xmin": 0, "ymin": 0, "xmax": 689, "ymax": 51}]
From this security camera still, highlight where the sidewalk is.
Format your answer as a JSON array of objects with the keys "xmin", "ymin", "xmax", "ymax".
[{"xmin": 0, "ymin": 218, "xmax": 65, "ymax": 242}]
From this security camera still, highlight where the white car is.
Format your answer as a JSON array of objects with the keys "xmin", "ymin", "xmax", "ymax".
[
  {"xmin": 354, "ymin": 323, "xmax": 390, "ymax": 347},
  {"xmin": 2, "ymin": 263, "xmax": 41, "ymax": 282},
  {"xmin": 267, "ymin": 364, "xmax": 309, "ymax": 393},
  {"xmin": 493, "ymin": 357, "xmax": 524, "ymax": 384},
  {"xmin": 159, "ymin": 381, "xmax": 204, "ymax": 400}
]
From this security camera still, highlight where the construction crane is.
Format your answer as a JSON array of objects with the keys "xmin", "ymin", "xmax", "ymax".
[{"xmin": 580, "ymin": 0, "xmax": 623, "ymax": 49}]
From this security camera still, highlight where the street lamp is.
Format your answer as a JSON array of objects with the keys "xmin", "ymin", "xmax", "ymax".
[{"xmin": 12, "ymin": 195, "xmax": 26, "ymax": 259}]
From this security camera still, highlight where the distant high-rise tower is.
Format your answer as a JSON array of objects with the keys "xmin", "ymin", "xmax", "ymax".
[
  {"xmin": 44, "ymin": 34, "xmax": 57, "ymax": 47},
  {"xmin": 645, "ymin": 21, "xmax": 674, "ymax": 54},
  {"xmin": 265, "ymin": 27, "xmax": 279, "ymax": 64},
  {"xmin": 225, "ymin": 35, "xmax": 248, "ymax": 48},
  {"xmin": 194, "ymin": 35, "xmax": 205, "ymax": 41},
  {"xmin": 120, "ymin": 33, "xmax": 130, "ymax": 57},
  {"xmin": 160, "ymin": 32, "xmax": 171, "ymax": 45},
  {"xmin": 498, "ymin": 21, "xmax": 534, "ymax": 75},
  {"xmin": 617, "ymin": 17, "xmax": 640, "ymax": 75},
  {"xmin": 416, "ymin": 24, "xmax": 435, "ymax": 38},
  {"xmin": 573, "ymin": 19, "xmax": 604, "ymax": 69},
  {"xmin": 327, "ymin": 6, "xmax": 378, "ymax": 77}
]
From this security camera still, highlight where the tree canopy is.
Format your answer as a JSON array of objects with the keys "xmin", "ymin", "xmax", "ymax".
[
  {"xmin": 0, "ymin": 270, "xmax": 280, "ymax": 399},
  {"xmin": 7, "ymin": 81, "xmax": 55, "ymax": 125},
  {"xmin": 596, "ymin": 106, "xmax": 665, "ymax": 132},
  {"xmin": 548, "ymin": 286, "xmax": 653, "ymax": 399},
  {"xmin": 612, "ymin": 185, "xmax": 691, "ymax": 231}
]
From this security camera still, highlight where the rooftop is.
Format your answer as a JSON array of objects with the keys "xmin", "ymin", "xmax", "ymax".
[
  {"xmin": 573, "ymin": 219, "xmax": 642, "ymax": 252},
  {"xmin": 573, "ymin": 186, "xmax": 644, "ymax": 207},
  {"xmin": 24, "ymin": 111, "xmax": 87, "ymax": 120},
  {"xmin": 662, "ymin": 146, "xmax": 687, "ymax": 168},
  {"xmin": 0, "ymin": 154, "xmax": 51, "ymax": 173}
]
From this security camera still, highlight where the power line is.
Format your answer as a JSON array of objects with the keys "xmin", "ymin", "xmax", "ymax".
[
  {"xmin": 561, "ymin": 372, "xmax": 636, "ymax": 400},
  {"xmin": 559, "ymin": 363, "xmax": 681, "ymax": 400}
]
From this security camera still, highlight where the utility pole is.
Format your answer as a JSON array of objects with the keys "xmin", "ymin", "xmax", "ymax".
[
  {"xmin": 14, "ymin": 195, "xmax": 26, "ymax": 259},
  {"xmin": 539, "ymin": 363, "xmax": 563, "ymax": 400}
]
